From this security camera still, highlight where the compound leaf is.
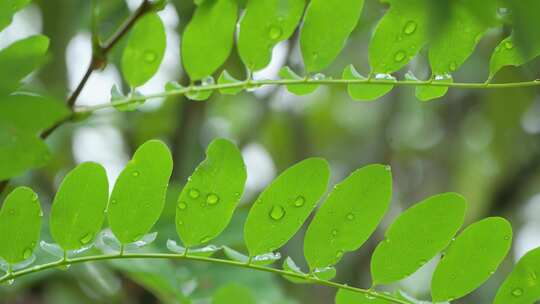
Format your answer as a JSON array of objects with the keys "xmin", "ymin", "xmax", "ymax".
[
  {"xmin": 182, "ymin": 0, "xmax": 238, "ymax": 81},
  {"xmin": 371, "ymin": 193, "xmax": 466, "ymax": 285},
  {"xmin": 0, "ymin": 35, "xmax": 49, "ymax": 95},
  {"xmin": 431, "ymin": 217, "xmax": 513, "ymax": 302},
  {"xmin": 238, "ymin": 0, "xmax": 305, "ymax": 71},
  {"xmin": 494, "ymin": 246, "xmax": 540, "ymax": 304},
  {"xmin": 304, "ymin": 164, "xmax": 392, "ymax": 271},
  {"xmin": 244, "ymin": 158, "xmax": 330, "ymax": 257},
  {"xmin": 108, "ymin": 140, "xmax": 173, "ymax": 244},
  {"xmin": 0, "ymin": 187, "xmax": 41, "ymax": 264},
  {"xmin": 175, "ymin": 138, "xmax": 246, "ymax": 248},
  {"xmin": 300, "ymin": 0, "xmax": 364, "ymax": 72},
  {"xmin": 50, "ymin": 162, "xmax": 109, "ymax": 251},
  {"xmin": 121, "ymin": 12, "xmax": 166, "ymax": 87}
]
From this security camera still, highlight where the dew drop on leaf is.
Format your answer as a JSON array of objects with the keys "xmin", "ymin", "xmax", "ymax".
[
  {"xmin": 132, "ymin": 171, "xmax": 140, "ymax": 177},
  {"xmin": 22, "ymin": 248, "xmax": 32, "ymax": 260},
  {"xmin": 3, "ymin": 279, "xmax": 14, "ymax": 286},
  {"xmin": 504, "ymin": 41, "xmax": 514, "ymax": 50},
  {"xmin": 293, "ymin": 196, "xmax": 305, "ymax": 207},
  {"xmin": 80, "ymin": 233, "xmax": 93, "ymax": 245},
  {"xmin": 111, "ymin": 199, "xmax": 117, "ymax": 205},
  {"xmin": 449, "ymin": 62, "xmax": 457, "ymax": 72},
  {"xmin": 403, "ymin": 21, "xmax": 417, "ymax": 35},
  {"xmin": 143, "ymin": 50, "xmax": 157, "ymax": 63},
  {"xmin": 394, "ymin": 51, "xmax": 406, "ymax": 62},
  {"xmin": 346, "ymin": 213, "xmax": 355, "ymax": 221},
  {"xmin": 336, "ymin": 250, "xmax": 344, "ymax": 258},
  {"xmin": 177, "ymin": 201, "xmax": 187, "ymax": 210},
  {"xmin": 268, "ymin": 26, "xmax": 282, "ymax": 40},
  {"xmin": 189, "ymin": 188, "xmax": 200, "ymax": 199},
  {"xmin": 270, "ymin": 205, "xmax": 285, "ymax": 221},
  {"xmin": 511, "ymin": 288, "xmax": 523, "ymax": 297},
  {"xmin": 206, "ymin": 193, "xmax": 219, "ymax": 205},
  {"xmin": 331, "ymin": 229, "xmax": 338, "ymax": 236}
]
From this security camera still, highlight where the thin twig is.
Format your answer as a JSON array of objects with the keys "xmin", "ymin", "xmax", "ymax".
[{"xmin": 0, "ymin": 252, "xmax": 409, "ymax": 304}]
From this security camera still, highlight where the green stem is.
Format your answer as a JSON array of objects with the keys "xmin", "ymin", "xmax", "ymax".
[
  {"xmin": 76, "ymin": 78, "xmax": 540, "ymax": 115},
  {"xmin": 0, "ymin": 252, "xmax": 409, "ymax": 304}
]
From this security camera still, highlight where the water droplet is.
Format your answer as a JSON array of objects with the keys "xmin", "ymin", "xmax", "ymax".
[
  {"xmin": 511, "ymin": 288, "xmax": 523, "ymax": 297},
  {"xmin": 111, "ymin": 199, "xmax": 117, "ymax": 205},
  {"xmin": 504, "ymin": 235, "xmax": 511, "ymax": 241},
  {"xmin": 206, "ymin": 193, "xmax": 219, "ymax": 205},
  {"xmin": 189, "ymin": 188, "xmax": 200, "ymax": 199},
  {"xmin": 504, "ymin": 41, "xmax": 514, "ymax": 50},
  {"xmin": 268, "ymin": 26, "xmax": 282, "ymax": 40},
  {"xmin": 384, "ymin": 165, "xmax": 391, "ymax": 171},
  {"xmin": 202, "ymin": 76, "xmax": 215, "ymax": 86},
  {"xmin": 3, "ymin": 279, "xmax": 14, "ymax": 285},
  {"xmin": 59, "ymin": 264, "xmax": 71, "ymax": 271},
  {"xmin": 449, "ymin": 62, "xmax": 457, "ymax": 72},
  {"xmin": 234, "ymin": 192, "xmax": 241, "ymax": 198},
  {"xmin": 312, "ymin": 73, "xmax": 325, "ymax": 80},
  {"xmin": 31, "ymin": 193, "xmax": 38, "ymax": 202},
  {"xmin": 177, "ymin": 219, "xmax": 184, "ymax": 225},
  {"xmin": 132, "ymin": 171, "xmax": 140, "ymax": 177},
  {"xmin": 403, "ymin": 21, "xmax": 417, "ymax": 35},
  {"xmin": 336, "ymin": 250, "xmax": 344, "ymax": 258},
  {"xmin": 293, "ymin": 196, "xmax": 305, "ymax": 207},
  {"xmin": 312, "ymin": 52, "xmax": 319, "ymax": 61},
  {"xmin": 394, "ymin": 51, "xmax": 406, "ymax": 62},
  {"xmin": 331, "ymin": 229, "xmax": 338, "ymax": 236},
  {"xmin": 346, "ymin": 213, "xmax": 355, "ymax": 221},
  {"xmin": 177, "ymin": 201, "xmax": 187, "ymax": 210},
  {"xmin": 143, "ymin": 50, "xmax": 157, "ymax": 63},
  {"xmin": 270, "ymin": 205, "xmax": 285, "ymax": 221},
  {"xmin": 80, "ymin": 233, "xmax": 93, "ymax": 245},
  {"xmin": 23, "ymin": 248, "xmax": 32, "ymax": 259}
]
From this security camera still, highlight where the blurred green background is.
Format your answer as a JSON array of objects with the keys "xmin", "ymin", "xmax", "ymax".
[{"xmin": 1, "ymin": 0, "xmax": 540, "ymax": 303}]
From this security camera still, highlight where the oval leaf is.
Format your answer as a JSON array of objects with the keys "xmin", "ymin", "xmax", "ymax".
[
  {"xmin": 0, "ymin": 0, "xmax": 31, "ymax": 31},
  {"xmin": 300, "ymin": 0, "xmax": 364, "ymax": 72},
  {"xmin": 50, "ymin": 162, "xmax": 109, "ymax": 251},
  {"xmin": 182, "ymin": 0, "xmax": 238, "ymax": 81},
  {"xmin": 108, "ymin": 140, "xmax": 173, "ymax": 244},
  {"xmin": 494, "ymin": 246, "xmax": 540, "ymax": 304},
  {"xmin": 244, "ymin": 158, "xmax": 330, "ymax": 257},
  {"xmin": 238, "ymin": 0, "xmax": 304, "ymax": 71},
  {"xmin": 0, "ymin": 187, "xmax": 41, "ymax": 264},
  {"xmin": 0, "ymin": 35, "xmax": 49, "ymax": 95},
  {"xmin": 304, "ymin": 164, "xmax": 392, "ymax": 270},
  {"xmin": 176, "ymin": 138, "xmax": 246, "ymax": 248},
  {"xmin": 121, "ymin": 12, "xmax": 166, "ymax": 87},
  {"xmin": 431, "ymin": 217, "xmax": 512, "ymax": 302},
  {"xmin": 370, "ymin": 193, "xmax": 467, "ymax": 285}
]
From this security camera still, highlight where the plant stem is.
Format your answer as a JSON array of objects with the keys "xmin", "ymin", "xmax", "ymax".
[
  {"xmin": 76, "ymin": 78, "xmax": 540, "ymax": 115},
  {"xmin": 0, "ymin": 252, "xmax": 408, "ymax": 304}
]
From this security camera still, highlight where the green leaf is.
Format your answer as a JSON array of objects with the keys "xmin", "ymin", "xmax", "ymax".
[
  {"xmin": 368, "ymin": 0, "xmax": 427, "ymax": 74},
  {"xmin": 0, "ymin": 121, "xmax": 50, "ymax": 180},
  {"xmin": 175, "ymin": 138, "xmax": 246, "ymax": 248},
  {"xmin": 223, "ymin": 246, "xmax": 280, "ymax": 266},
  {"xmin": 108, "ymin": 140, "xmax": 173, "ymax": 244},
  {"xmin": 50, "ymin": 162, "xmax": 109, "ymax": 251},
  {"xmin": 212, "ymin": 283, "xmax": 256, "ymax": 304},
  {"xmin": 494, "ymin": 246, "xmax": 540, "ymax": 304},
  {"xmin": 121, "ymin": 12, "xmax": 166, "ymax": 87},
  {"xmin": 300, "ymin": 0, "xmax": 364, "ymax": 72},
  {"xmin": 304, "ymin": 164, "xmax": 392, "ymax": 270},
  {"xmin": 244, "ymin": 158, "xmax": 330, "ymax": 257},
  {"xmin": 0, "ymin": 187, "xmax": 41, "ymax": 264},
  {"xmin": 110, "ymin": 85, "xmax": 145, "ymax": 111},
  {"xmin": 335, "ymin": 289, "xmax": 390, "ymax": 304},
  {"xmin": 238, "ymin": 0, "xmax": 304, "ymax": 71},
  {"xmin": 278, "ymin": 66, "xmax": 319, "ymax": 95},
  {"xmin": 0, "ymin": 0, "xmax": 31, "ymax": 31},
  {"xmin": 489, "ymin": 36, "xmax": 540, "ymax": 79},
  {"xmin": 182, "ymin": 0, "xmax": 238, "ymax": 80},
  {"xmin": 370, "ymin": 193, "xmax": 467, "ymax": 285},
  {"xmin": 0, "ymin": 94, "xmax": 70, "ymax": 133},
  {"xmin": 416, "ymin": 1, "xmax": 495, "ymax": 101},
  {"xmin": 342, "ymin": 65, "xmax": 394, "ymax": 101},
  {"xmin": 0, "ymin": 35, "xmax": 49, "ymax": 95},
  {"xmin": 506, "ymin": 0, "xmax": 540, "ymax": 61},
  {"xmin": 415, "ymin": 74, "xmax": 452, "ymax": 102},
  {"xmin": 218, "ymin": 70, "xmax": 244, "ymax": 95},
  {"xmin": 431, "ymin": 217, "xmax": 513, "ymax": 302},
  {"xmin": 186, "ymin": 76, "xmax": 215, "ymax": 101},
  {"xmin": 282, "ymin": 257, "xmax": 309, "ymax": 283}
]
